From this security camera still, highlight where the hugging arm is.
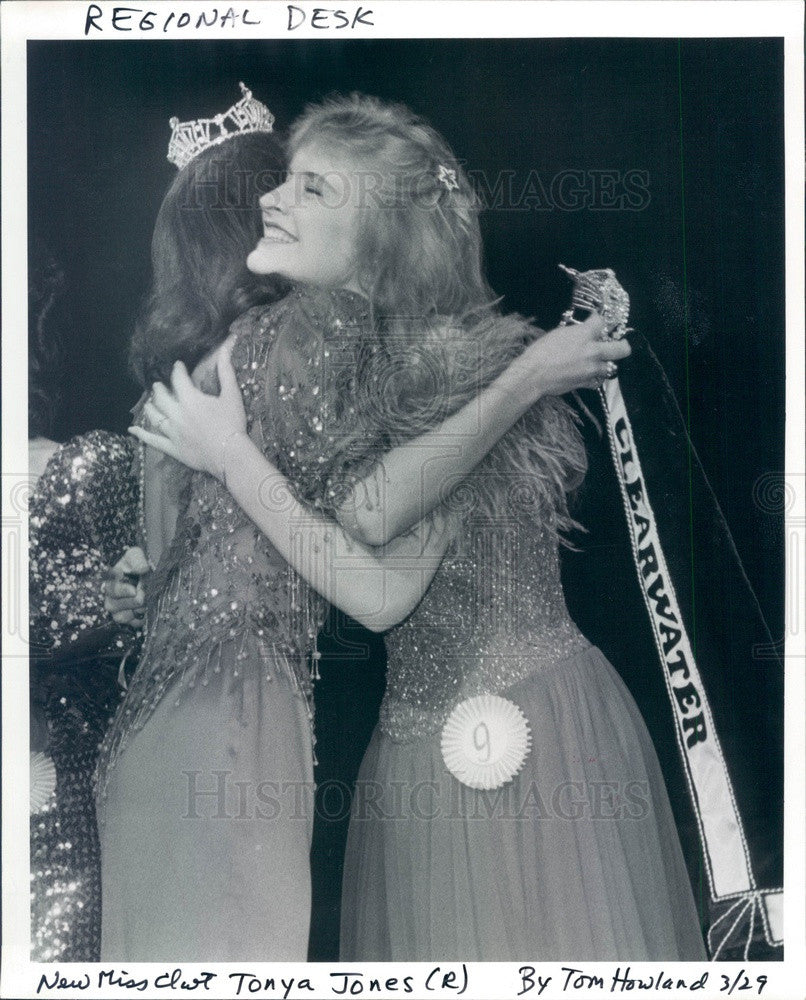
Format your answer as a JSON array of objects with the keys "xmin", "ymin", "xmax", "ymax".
[
  {"xmin": 131, "ymin": 351, "xmax": 451, "ymax": 632},
  {"xmin": 130, "ymin": 305, "xmax": 626, "ymax": 627},
  {"xmin": 222, "ymin": 431, "xmax": 450, "ymax": 632},
  {"xmin": 332, "ymin": 312, "xmax": 627, "ymax": 545}
]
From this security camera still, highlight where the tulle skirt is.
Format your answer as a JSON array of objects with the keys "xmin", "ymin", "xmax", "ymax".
[
  {"xmin": 98, "ymin": 635, "xmax": 314, "ymax": 961},
  {"xmin": 340, "ymin": 645, "xmax": 707, "ymax": 961}
]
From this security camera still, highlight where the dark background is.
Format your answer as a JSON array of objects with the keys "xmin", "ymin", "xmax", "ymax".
[{"xmin": 28, "ymin": 37, "xmax": 786, "ymax": 958}]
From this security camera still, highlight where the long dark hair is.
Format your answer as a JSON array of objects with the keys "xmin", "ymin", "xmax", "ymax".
[{"xmin": 130, "ymin": 131, "xmax": 288, "ymax": 388}]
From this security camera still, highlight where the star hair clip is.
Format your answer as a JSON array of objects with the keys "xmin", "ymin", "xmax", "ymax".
[{"xmin": 436, "ymin": 164, "xmax": 459, "ymax": 192}]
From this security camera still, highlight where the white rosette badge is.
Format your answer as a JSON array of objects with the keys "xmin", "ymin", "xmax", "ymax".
[
  {"xmin": 441, "ymin": 694, "xmax": 532, "ymax": 790},
  {"xmin": 30, "ymin": 751, "xmax": 57, "ymax": 814}
]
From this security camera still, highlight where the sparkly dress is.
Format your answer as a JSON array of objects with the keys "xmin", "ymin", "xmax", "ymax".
[
  {"xmin": 95, "ymin": 286, "xmax": 382, "ymax": 962},
  {"xmin": 340, "ymin": 478, "xmax": 707, "ymax": 960},
  {"xmin": 29, "ymin": 431, "xmax": 140, "ymax": 961}
]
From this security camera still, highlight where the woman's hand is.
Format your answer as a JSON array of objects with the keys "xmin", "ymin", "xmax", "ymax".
[
  {"xmin": 129, "ymin": 348, "xmax": 248, "ymax": 480},
  {"xmin": 517, "ymin": 312, "xmax": 632, "ymax": 401},
  {"xmin": 103, "ymin": 546, "xmax": 149, "ymax": 626}
]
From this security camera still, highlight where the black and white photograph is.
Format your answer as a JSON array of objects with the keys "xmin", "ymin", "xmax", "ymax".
[{"xmin": 2, "ymin": 2, "xmax": 804, "ymax": 997}]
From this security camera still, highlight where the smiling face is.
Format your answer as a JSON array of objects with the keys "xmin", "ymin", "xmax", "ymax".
[{"xmin": 246, "ymin": 141, "xmax": 365, "ymax": 293}]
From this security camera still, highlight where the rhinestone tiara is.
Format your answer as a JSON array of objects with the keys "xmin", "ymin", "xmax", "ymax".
[{"xmin": 167, "ymin": 82, "xmax": 275, "ymax": 170}]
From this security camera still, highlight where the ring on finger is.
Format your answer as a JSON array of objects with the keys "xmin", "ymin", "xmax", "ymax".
[{"xmin": 604, "ymin": 361, "xmax": 619, "ymax": 379}]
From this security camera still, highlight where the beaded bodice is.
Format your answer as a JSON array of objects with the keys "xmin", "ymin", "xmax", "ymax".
[
  {"xmin": 97, "ymin": 286, "xmax": 383, "ymax": 788},
  {"xmin": 380, "ymin": 509, "xmax": 589, "ymax": 742},
  {"xmin": 137, "ymin": 299, "xmax": 315, "ymax": 686},
  {"xmin": 29, "ymin": 430, "xmax": 141, "ymax": 664}
]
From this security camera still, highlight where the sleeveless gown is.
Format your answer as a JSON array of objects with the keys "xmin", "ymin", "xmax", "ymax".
[
  {"xmin": 95, "ymin": 286, "xmax": 381, "ymax": 961},
  {"xmin": 340, "ymin": 506, "xmax": 708, "ymax": 960}
]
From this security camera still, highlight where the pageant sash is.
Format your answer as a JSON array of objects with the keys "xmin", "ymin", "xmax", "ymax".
[{"xmin": 598, "ymin": 372, "xmax": 783, "ymax": 959}]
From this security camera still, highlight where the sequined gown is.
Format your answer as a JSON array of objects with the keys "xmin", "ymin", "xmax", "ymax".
[
  {"xmin": 95, "ymin": 287, "xmax": 381, "ymax": 962},
  {"xmin": 341, "ymin": 493, "xmax": 707, "ymax": 959},
  {"xmin": 29, "ymin": 431, "xmax": 140, "ymax": 961}
]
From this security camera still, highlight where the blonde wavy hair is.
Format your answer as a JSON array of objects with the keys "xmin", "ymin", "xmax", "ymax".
[{"xmin": 291, "ymin": 93, "xmax": 587, "ymax": 535}]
